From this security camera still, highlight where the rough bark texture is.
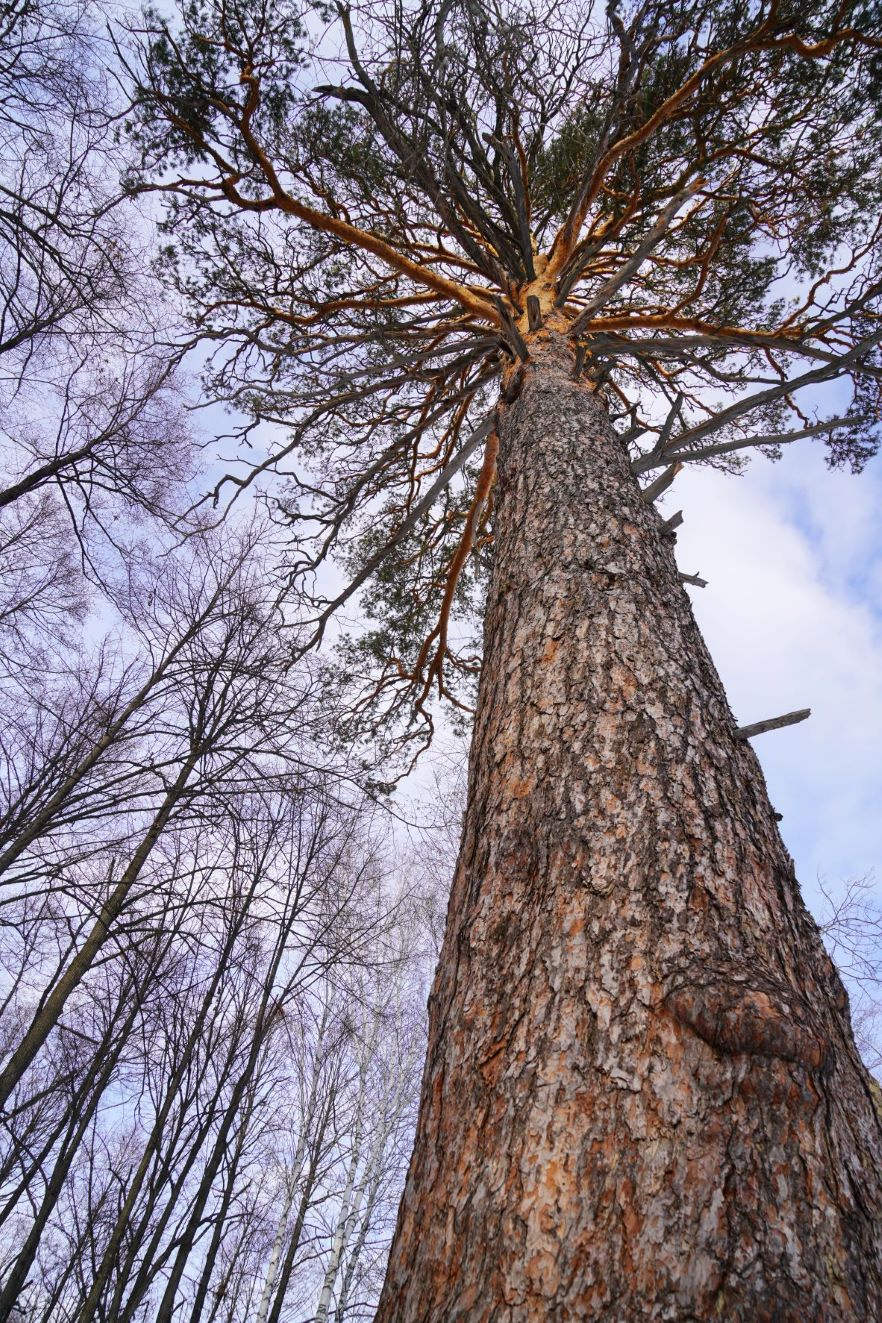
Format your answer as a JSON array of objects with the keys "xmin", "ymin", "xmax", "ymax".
[{"xmin": 375, "ymin": 336, "xmax": 882, "ymax": 1321}]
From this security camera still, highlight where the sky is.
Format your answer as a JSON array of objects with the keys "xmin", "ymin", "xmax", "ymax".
[{"xmin": 671, "ymin": 441, "xmax": 882, "ymax": 921}]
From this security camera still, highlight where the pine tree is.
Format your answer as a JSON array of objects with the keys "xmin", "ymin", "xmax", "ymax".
[{"xmin": 126, "ymin": 0, "xmax": 882, "ymax": 1314}]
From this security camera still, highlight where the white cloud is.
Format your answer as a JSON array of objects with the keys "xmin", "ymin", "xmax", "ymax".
[{"xmin": 671, "ymin": 446, "xmax": 882, "ymax": 917}]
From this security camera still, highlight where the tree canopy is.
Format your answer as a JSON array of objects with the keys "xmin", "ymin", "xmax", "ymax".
[{"xmin": 124, "ymin": 0, "xmax": 882, "ymax": 761}]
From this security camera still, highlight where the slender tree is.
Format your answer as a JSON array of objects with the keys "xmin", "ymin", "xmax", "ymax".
[
  {"xmin": 0, "ymin": 721, "xmax": 400, "ymax": 1322},
  {"xmin": 310, "ymin": 954, "xmax": 425, "ymax": 1323},
  {"xmin": 121, "ymin": 0, "xmax": 882, "ymax": 1314}
]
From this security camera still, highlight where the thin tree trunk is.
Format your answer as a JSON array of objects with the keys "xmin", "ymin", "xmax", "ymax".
[
  {"xmin": 109, "ymin": 1069, "xmax": 236, "ymax": 1323},
  {"xmin": 75, "ymin": 905, "xmax": 254, "ymax": 1323},
  {"xmin": 314, "ymin": 1149, "xmax": 359, "ymax": 1323},
  {"xmin": 335, "ymin": 1049, "xmax": 420, "ymax": 1319},
  {"xmin": 255, "ymin": 1174, "xmax": 297, "ymax": 1323},
  {"xmin": 0, "ymin": 984, "xmax": 147, "ymax": 1322},
  {"xmin": 151, "ymin": 927, "xmax": 296, "ymax": 1323},
  {"xmin": 255, "ymin": 1005, "xmax": 332, "ymax": 1323},
  {"xmin": 0, "ymin": 750, "xmax": 200, "ymax": 1110},
  {"xmin": 376, "ymin": 335, "xmax": 882, "ymax": 1320},
  {"xmin": 265, "ymin": 1099, "xmax": 335, "ymax": 1323},
  {"xmin": 186, "ymin": 1086, "xmax": 257, "ymax": 1323}
]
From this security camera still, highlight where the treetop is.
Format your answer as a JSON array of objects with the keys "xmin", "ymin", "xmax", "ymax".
[{"xmin": 122, "ymin": 0, "xmax": 882, "ymax": 759}]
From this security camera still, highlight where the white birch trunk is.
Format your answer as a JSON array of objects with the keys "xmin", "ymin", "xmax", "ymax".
[
  {"xmin": 335, "ymin": 1035, "xmax": 423, "ymax": 1317},
  {"xmin": 311, "ymin": 986, "xmax": 382, "ymax": 1323},
  {"xmin": 258, "ymin": 1002, "xmax": 332, "ymax": 1323},
  {"xmin": 255, "ymin": 1146, "xmax": 302, "ymax": 1323},
  {"xmin": 313, "ymin": 1144, "xmax": 360, "ymax": 1323},
  {"xmin": 315, "ymin": 987, "xmax": 423, "ymax": 1321}
]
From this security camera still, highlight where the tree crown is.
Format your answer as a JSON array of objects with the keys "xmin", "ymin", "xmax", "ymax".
[{"xmin": 124, "ymin": 0, "xmax": 882, "ymax": 761}]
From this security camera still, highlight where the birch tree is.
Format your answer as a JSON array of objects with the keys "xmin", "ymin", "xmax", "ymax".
[
  {"xmin": 310, "ymin": 951, "xmax": 425, "ymax": 1323},
  {"xmin": 0, "ymin": 737, "xmax": 396, "ymax": 1323}
]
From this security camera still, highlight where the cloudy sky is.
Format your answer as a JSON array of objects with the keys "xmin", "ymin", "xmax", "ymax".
[{"xmin": 672, "ymin": 441, "xmax": 882, "ymax": 922}]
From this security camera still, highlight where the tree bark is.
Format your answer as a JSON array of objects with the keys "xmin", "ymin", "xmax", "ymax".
[{"xmin": 376, "ymin": 335, "xmax": 882, "ymax": 1321}]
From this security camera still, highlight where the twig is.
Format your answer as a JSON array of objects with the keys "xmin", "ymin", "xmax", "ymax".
[{"xmin": 307, "ymin": 415, "xmax": 495, "ymax": 647}]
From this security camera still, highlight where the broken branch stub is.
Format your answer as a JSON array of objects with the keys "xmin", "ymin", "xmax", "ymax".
[{"xmin": 735, "ymin": 709, "xmax": 811, "ymax": 740}]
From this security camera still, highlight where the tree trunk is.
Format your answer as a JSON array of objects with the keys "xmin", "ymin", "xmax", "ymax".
[{"xmin": 376, "ymin": 335, "xmax": 882, "ymax": 1321}]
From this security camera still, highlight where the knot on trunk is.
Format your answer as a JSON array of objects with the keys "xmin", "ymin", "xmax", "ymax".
[{"xmin": 666, "ymin": 980, "xmax": 829, "ymax": 1070}]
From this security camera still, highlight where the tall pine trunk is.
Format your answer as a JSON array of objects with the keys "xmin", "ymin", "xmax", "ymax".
[{"xmin": 376, "ymin": 335, "xmax": 882, "ymax": 1320}]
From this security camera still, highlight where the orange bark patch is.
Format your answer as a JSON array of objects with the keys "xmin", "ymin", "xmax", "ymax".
[{"xmin": 505, "ymin": 775, "xmax": 535, "ymax": 799}]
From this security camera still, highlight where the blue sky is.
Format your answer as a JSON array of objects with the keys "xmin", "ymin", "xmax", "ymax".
[{"xmin": 672, "ymin": 441, "xmax": 882, "ymax": 920}]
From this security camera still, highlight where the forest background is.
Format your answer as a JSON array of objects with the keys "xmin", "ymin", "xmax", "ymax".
[{"xmin": 1, "ymin": 0, "xmax": 880, "ymax": 1320}]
